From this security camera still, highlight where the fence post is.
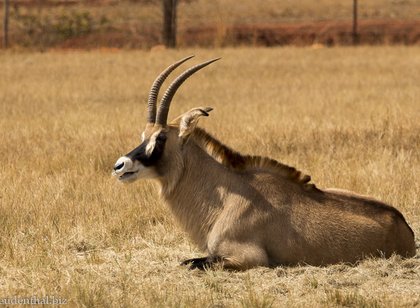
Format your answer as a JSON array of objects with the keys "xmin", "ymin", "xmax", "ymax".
[
  {"xmin": 352, "ymin": 0, "xmax": 359, "ymax": 45},
  {"xmin": 3, "ymin": 0, "xmax": 9, "ymax": 48},
  {"xmin": 162, "ymin": 0, "xmax": 177, "ymax": 48}
]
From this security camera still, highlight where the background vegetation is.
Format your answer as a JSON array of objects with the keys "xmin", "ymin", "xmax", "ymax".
[
  {"xmin": 1, "ymin": 0, "xmax": 420, "ymax": 48},
  {"xmin": 0, "ymin": 47, "xmax": 419, "ymax": 306}
]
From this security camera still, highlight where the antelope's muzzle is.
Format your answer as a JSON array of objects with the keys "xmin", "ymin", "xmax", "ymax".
[{"xmin": 112, "ymin": 156, "xmax": 139, "ymax": 182}]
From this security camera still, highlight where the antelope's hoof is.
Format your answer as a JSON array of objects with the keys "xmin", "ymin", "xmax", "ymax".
[{"xmin": 180, "ymin": 257, "xmax": 210, "ymax": 270}]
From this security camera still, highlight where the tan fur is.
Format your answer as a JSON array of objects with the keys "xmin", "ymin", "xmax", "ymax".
[{"xmin": 143, "ymin": 115, "xmax": 416, "ymax": 270}]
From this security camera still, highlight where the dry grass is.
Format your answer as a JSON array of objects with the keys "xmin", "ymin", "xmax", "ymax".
[{"xmin": 0, "ymin": 47, "xmax": 419, "ymax": 307}]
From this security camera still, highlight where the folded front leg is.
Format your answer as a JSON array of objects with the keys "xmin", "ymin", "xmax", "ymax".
[
  {"xmin": 181, "ymin": 241, "xmax": 270, "ymax": 271},
  {"xmin": 208, "ymin": 241, "xmax": 270, "ymax": 270}
]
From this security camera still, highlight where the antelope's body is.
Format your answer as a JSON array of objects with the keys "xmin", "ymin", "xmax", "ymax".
[{"xmin": 112, "ymin": 57, "xmax": 416, "ymax": 270}]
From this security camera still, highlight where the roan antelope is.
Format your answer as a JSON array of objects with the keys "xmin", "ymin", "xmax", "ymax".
[{"xmin": 112, "ymin": 56, "xmax": 416, "ymax": 270}]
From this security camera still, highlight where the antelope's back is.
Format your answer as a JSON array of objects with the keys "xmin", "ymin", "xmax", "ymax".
[
  {"xmin": 318, "ymin": 188, "xmax": 416, "ymax": 258},
  {"xmin": 253, "ymin": 177, "xmax": 416, "ymax": 265}
]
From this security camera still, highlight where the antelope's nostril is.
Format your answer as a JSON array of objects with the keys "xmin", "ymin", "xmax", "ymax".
[
  {"xmin": 113, "ymin": 156, "xmax": 133, "ymax": 175},
  {"xmin": 114, "ymin": 162, "xmax": 124, "ymax": 171}
]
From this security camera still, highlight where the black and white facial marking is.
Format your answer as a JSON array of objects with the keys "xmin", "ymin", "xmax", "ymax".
[
  {"xmin": 112, "ymin": 130, "xmax": 167, "ymax": 182},
  {"xmin": 127, "ymin": 131, "xmax": 167, "ymax": 167}
]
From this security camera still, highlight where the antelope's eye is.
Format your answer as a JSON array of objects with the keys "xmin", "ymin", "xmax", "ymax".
[{"xmin": 156, "ymin": 133, "xmax": 167, "ymax": 142}]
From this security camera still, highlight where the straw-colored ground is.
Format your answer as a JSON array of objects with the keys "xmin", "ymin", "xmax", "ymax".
[{"xmin": 0, "ymin": 47, "xmax": 419, "ymax": 307}]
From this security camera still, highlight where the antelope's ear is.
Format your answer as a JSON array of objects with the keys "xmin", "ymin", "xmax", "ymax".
[{"xmin": 174, "ymin": 107, "xmax": 213, "ymax": 138}]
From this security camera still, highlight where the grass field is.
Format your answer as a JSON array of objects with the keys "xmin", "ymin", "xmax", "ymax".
[{"xmin": 0, "ymin": 47, "xmax": 419, "ymax": 307}]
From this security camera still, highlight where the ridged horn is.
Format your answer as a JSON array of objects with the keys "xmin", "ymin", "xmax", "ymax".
[
  {"xmin": 156, "ymin": 58, "xmax": 221, "ymax": 126},
  {"xmin": 147, "ymin": 55, "xmax": 194, "ymax": 123}
]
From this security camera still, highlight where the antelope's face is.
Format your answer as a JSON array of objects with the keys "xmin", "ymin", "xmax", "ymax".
[
  {"xmin": 113, "ymin": 125, "xmax": 167, "ymax": 183},
  {"xmin": 112, "ymin": 56, "xmax": 218, "ymax": 183}
]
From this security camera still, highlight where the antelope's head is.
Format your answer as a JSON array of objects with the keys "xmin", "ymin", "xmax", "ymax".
[{"xmin": 112, "ymin": 56, "xmax": 219, "ymax": 183}]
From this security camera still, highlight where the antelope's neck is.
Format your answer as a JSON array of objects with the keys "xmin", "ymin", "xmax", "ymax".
[{"xmin": 159, "ymin": 141, "xmax": 230, "ymax": 251}]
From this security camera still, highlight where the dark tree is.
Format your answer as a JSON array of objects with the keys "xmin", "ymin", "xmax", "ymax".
[
  {"xmin": 3, "ymin": 0, "xmax": 9, "ymax": 48},
  {"xmin": 352, "ymin": 0, "xmax": 359, "ymax": 45},
  {"xmin": 162, "ymin": 0, "xmax": 177, "ymax": 48}
]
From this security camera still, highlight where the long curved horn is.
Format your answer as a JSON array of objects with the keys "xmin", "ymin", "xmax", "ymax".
[
  {"xmin": 156, "ymin": 58, "xmax": 221, "ymax": 126},
  {"xmin": 147, "ymin": 55, "xmax": 194, "ymax": 123}
]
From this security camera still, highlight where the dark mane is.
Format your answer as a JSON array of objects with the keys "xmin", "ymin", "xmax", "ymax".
[{"xmin": 191, "ymin": 127, "xmax": 318, "ymax": 191}]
